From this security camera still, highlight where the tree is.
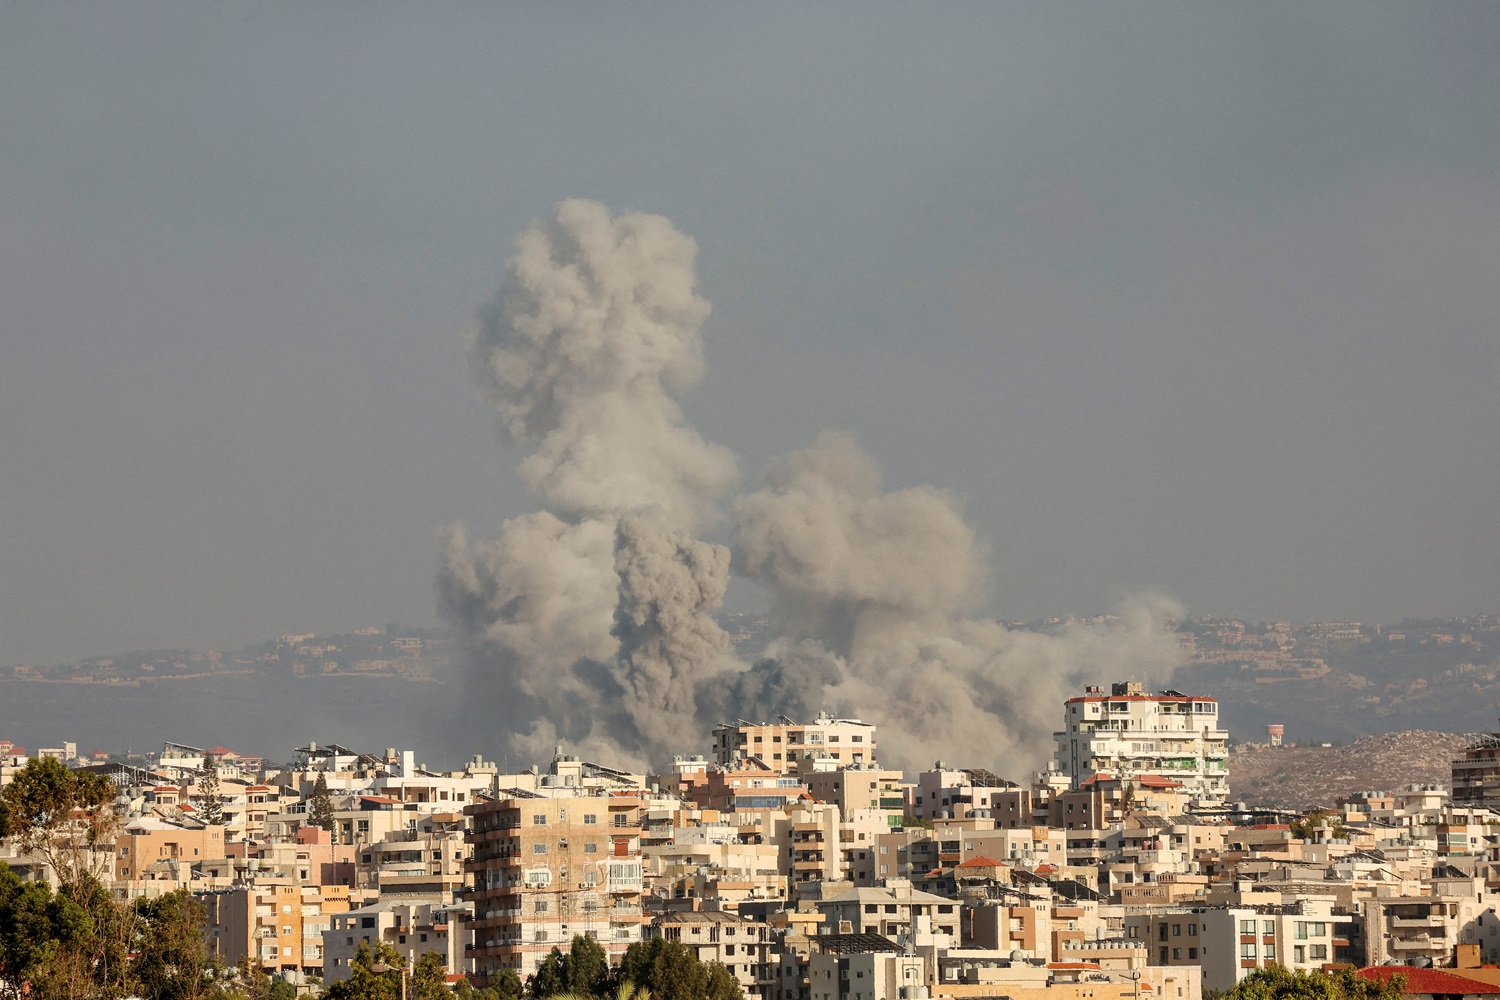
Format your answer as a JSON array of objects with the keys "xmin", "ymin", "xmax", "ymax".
[
  {"xmin": 309, "ymin": 772, "xmax": 336, "ymax": 833},
  {"xmin": 613, "ymin": 938, "xmax": 742, "ymax": 1000},
  {"xmin": 1221, "ymin": 966, "xmax": 1407, "ymax": 1000},
  {"xmin": 453, "ymin": 969, "xmax": 523, "ymax": 1000},
  {"xmin": 1290, "ymin": 810, "xmax": 1346, "ymax": 842},
  {"xmin": 323, "ymin": 941, "xmax": 405, "ymax": 1000},
  {"xmin": 526, "ymin": 936, "xmax": 611, "ymax": 999},
  {"xmin": 0, "ymin": 756, "xmax": 119, "ymax": 894},
  {"xmin": 198, "ymin": 757, "xmax": 224, "ymax": 827},
  {"xmin": 411, "ymin": 952, "xmax": 452, "ymax": 1000},
  {"xmin": 566, "ymin": 935, "xmax": 610, "ymax": 996},
  {"xmin": 0, "ymin": 863, "xmax": 133, "ymax": 1000},
  {"xmin": 134, "ymin": 889, "xmax": 213, "ymax": 1000}
]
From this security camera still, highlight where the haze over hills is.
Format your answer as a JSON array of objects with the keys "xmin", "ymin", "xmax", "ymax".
[{"xmin": 2, "ymin": 611, "xmax": 1495, "ymax": 778}]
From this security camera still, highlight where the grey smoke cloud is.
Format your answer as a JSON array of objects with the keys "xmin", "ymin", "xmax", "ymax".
[
  {"xmin": 442, "ymin": 200, "xmax": 1183, "ymax": 773},
  {"xmin": 733, "ymin": 432, "xmax": 1183, "ymax": 768}
]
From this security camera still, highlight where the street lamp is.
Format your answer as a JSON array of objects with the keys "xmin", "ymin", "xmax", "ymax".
[{"xmin": 369, "ymin": 960, "xmax": 408, "ymax": 1000}]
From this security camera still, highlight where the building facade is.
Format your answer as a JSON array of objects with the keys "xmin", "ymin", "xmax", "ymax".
[
  {"xmin": 466, "ymin": 792, "xmax": 645, "ymax": 985},
  {"xmin": 1054, "ymin": 682, "xmax": 1228, "ymax": 806}
]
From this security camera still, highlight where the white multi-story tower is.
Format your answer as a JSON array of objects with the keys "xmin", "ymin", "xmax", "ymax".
[{"xmin": 1054, "ymin": 681, "xmax": 1229, "ymax": 805}]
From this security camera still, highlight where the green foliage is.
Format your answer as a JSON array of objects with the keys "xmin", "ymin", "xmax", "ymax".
[
  {"xmin": 412, "ymin": 952, "xmax": 452, "ymax": 1000},
  {"xmin": 309, "ymin": 772, "xmax": 336, "ymax": 833},
  {"xmin": 900, "ymin": 814, "xmax": 934, "ymax": 830},
  {"xmin": 614, "ymin": 937, "xmax": 743, "ymax": 1000},
  {"xmin": 454, "ymin": 968, "xmax": 524, "ymax": 1000},
  {"xmin": 1289, "ymin": 810, "xmax": 1347, "ymax": 841},
  {"xmin": 133, "ymin": 889, "xmax": 213, "ymax": 1000},
  {"xmin": 0, "ymin": 756, "xmax": 119, "ymax": 892},
  {"xmin": 0, "ymin": 865, "xmax": 133, "ymax": 1000},
  {"xmin": 526, "ymin": 935, "xmax": 611, "ymax": 999},
  {"xmin": 322, "ymin": 941, "xmax": 406, "ymax": 1000},
  {"xmin": 1221, "ymin": 966, "xmax": 1406, "ymax": 1000},
  {"xmin": 198, "ymin": 757, "xmax": 224, "ymax": 827}
]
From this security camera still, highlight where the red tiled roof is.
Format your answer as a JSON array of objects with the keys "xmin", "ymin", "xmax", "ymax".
[
  {"xmin": 1034, "ymin": 863, "xmax": 1059, "ymax": 874},
  {"xmin": 957, "ymin": 855, "xmax": 1006, "ymax": 868},
  {"xmin": 1134, "ymin": 775, "xmax": 1185, "ymax": 789},
  {"xmin": 1357, "ymin": 967, "xmax": 1500, "ymax": 995}
]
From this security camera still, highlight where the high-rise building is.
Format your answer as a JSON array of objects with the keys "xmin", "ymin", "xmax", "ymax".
[
  {"xmin": 465, "ymin": 792, "xmax": 644, "ymax": 986},
  {"xmin": 1053, "ymin": 681, "xmax": 1228, "ymax": 806}
]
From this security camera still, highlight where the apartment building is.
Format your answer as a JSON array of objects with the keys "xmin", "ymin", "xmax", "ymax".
[
  {"xmin": 466, "ymin": 792, "xmax": 645, "ymax": 986},
  {"xmin": 1054, "ymin": 682, "xmax": 1229, "ymax": 805},
  {"xmin": 653, "ymin": 910, "xmax": 774, "ymax": 998},
  {"xmin": 198, "ymin": 882, "xmax": 362, "ymax": 977},
  {"xmin": 324, "ymin": 898, "xmax": 470, "ymax": 983},
  {"xmin": 1123, "ymin": 899, "xmax": 1350, "ymax": 992},
  {"xmin": 713, "ymin": 713, "xmax": 876, "ymax": 775},
  {"xmin": 114, "ymin": 816, "xmax": 225, "ymax": 889},
  {"xmin": 1452, "ymin": 733, "xmax": 1500, "ymax": 807}
]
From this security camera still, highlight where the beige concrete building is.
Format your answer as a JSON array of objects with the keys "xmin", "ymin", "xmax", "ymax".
[
  {"xmin": 653, "ymin": 910, "xmax": 774, "ymax": 998},
  {"xmin": 713, "ymin": 713, "xmax": 877, "ymax": 775},
  {"xmin": 324, "ymin": 898, "xmax": 470, "ymax": 983},
  {"xmin": 198, "ymin": 882, "xmax": 363, "ymax": 977},
  {"xmin": 466, "ymin": 792, "xmax": 645, "ymax": 986}
]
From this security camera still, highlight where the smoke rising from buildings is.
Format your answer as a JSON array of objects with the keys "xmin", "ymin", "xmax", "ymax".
[{"xmin": 440, "ymin": 199, "xmax": 1182, "ymax": 773}]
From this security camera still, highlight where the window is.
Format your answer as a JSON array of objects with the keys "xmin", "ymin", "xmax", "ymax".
[
  {"xmin": 1160, "ymin": 948, "xmax": 1169, "ymax": 964},
  {"xmin": 1264, "ymin": 943, "xmax": 1276, "ymax": 960},
  {"xmin": 533, "ymin": 814, "xmax": 548, "ymax": 825},
  {"xmin": 583, "ymin": 814, "xmax": 598, "ymax": 825},
  {"xmin": 533, "ymin": 843, "xmax": 547, "ymax": 854},
  {"xmin": 1294, "ymin": 946, "xmax": 1306, "ymax": 964},
  {"xmin": 1172, "ymin": 948, "xmax": 1181, "ymax": 960},
  {"xmin": 1172, "ymin": 924, "xmax": 1181, "ymax": 937},
  {"xmin": 361, "ymin": 918, "xmax": 376, "ymax": 929},
  {"xmin": 1240, "ymin": 920, "xmax": 1256, "ymax": 935},
  {"xmin": 1188, "ymin": 924, "xmax": 1197, "ymax": 936},
  {"xmin": 1240, "ymin": 943, "xmax": 1256, "ymax": 958},
  {"xmin": 535, "ymin": 901, "xmax": 549, "ymax": 913},
  {"xmin": 613, "ymin": 814, "xmax": 630, "ymax": 827},
  {"xmin": 1263, "ymin": 920, "xmax": 1274, "ymax": 935},
  {"xmin": 1159, "ymin": 925, "xmax": 1169, "ymax": 942},
  {"xmin": 1188, "ymin": 948, "xmax": 1197, "ymax": 960},
  {"xmin": 585, "ymin": 843, "xmax": 598, "ymax": 854},
  {"xmin": 1309, "ymin": 944, "xmax": 1327, "ymax": 962}
]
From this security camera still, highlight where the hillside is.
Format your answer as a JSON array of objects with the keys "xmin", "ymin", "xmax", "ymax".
[{"xmin": 1228, "ymin": 730, "xmax": 1471, "ymax": 811}]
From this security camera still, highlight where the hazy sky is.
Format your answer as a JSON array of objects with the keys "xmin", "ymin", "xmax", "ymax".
[{"xmin": 2, "ymin": 4, "xmax": 1497, "ymax": 666}]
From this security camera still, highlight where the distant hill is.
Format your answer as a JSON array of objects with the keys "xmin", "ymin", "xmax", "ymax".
[{"xmin": 1228, "ymin": 730, "xmax": 1472, "ymax": 811}]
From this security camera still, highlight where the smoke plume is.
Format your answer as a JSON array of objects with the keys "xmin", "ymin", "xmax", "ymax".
[{"xmin": 441, "ymin": 199, "xmax": 1182, "ymax": 774}]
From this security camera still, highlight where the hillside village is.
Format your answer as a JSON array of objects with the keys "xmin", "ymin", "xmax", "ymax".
[{"xmin": 10, "ymin": 680, "xmax": 1500, "ymax": 1000}]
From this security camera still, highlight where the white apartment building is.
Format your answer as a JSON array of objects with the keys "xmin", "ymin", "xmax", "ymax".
[
  {"xmin": 1054, "ymin": 682, "xmax": 1228, "ymax": 806},
  {"xmin": 1124, "ymin": 899, "xmax": 1351, "ymax": 993}
]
